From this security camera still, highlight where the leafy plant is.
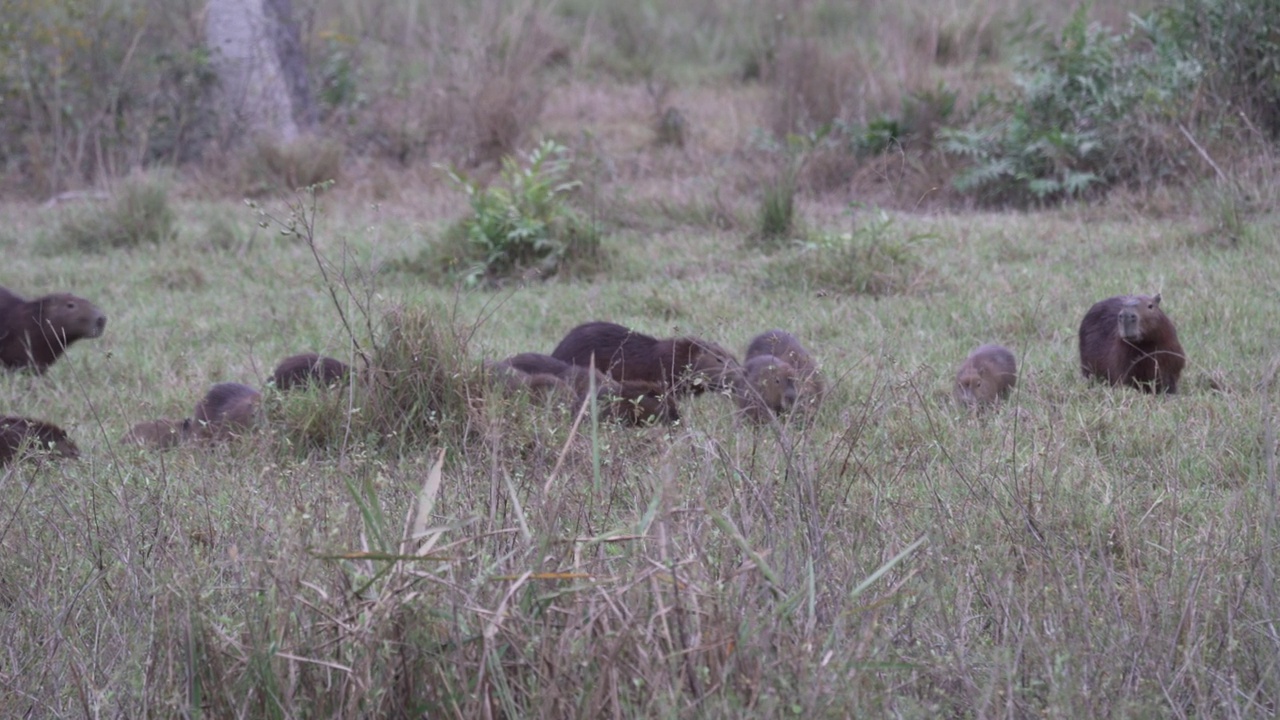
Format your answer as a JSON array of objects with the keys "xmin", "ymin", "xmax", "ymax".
[
  {"xmin": 439, "ymin": 140, "xmax": 602, "ymax": 286},
  {"xmin": 939, "ymin": 6, "xmax": 1200, "ymax": 206},
  {"xmin": 767, "ymin": 206, "xmax": 932, "ymax": 296}
]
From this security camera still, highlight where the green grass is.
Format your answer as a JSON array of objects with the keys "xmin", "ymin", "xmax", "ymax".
[{"xmin": 2, "ymin": 184, "xmax": 1278, "ymax": 716}]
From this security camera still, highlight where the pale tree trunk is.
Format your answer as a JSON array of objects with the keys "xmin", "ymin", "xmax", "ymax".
[{"xmin": 205, "ymin": 0, "xmax": 314, "ymax": 144}]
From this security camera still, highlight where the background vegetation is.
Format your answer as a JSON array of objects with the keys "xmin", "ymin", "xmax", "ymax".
[{"xmin": 2, "ymin": 0, "xmax": 1279, "ymax": 716}]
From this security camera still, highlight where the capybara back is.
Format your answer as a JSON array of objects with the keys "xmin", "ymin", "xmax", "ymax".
[
  {"xmin": 0, "ymin": 415, "xmax": 79, "ymax": 466},
  {"xmin": 551, "ymin": 321, "xmax": 741, "ymax": 395},
  {"xmin": 271, "ymin": 353, "xmax": 351, "ymax": 391},
  {"xmin": 193, "ymin": 382, "xmax": 262, "ymax": 439}
]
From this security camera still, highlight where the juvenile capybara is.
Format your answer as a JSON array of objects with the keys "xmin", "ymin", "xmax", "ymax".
[
  {"xmin": 954, "ymin": 344, "xmax": 1018, "ymax": 409},
  {"xmin": 192, "ymin": 383, "xmax": 262, "ymax": 439},
  {"xmin": 551, "ymin": 321, "xmax": 742, "ymax": 396},
  {"xmin": 486, "ymin": 354, "xmax": 581, "ymax": 407},
  {"xmin": 743, "ymin": 329, "xmax": 824, "ymax": 413},
  {"xmin": 271, "ymin": 353, "xmax": 351, "ymax": 391},
  {"xmin": 0, "ymin": 415, "xmax": 79, "ymax": 466},
  {"xmin": 1079, "ymin": 293, "xmax": 1185, "ymax": 394},
  {"xmin": 735, "ymin": 355, "xmax": 800, "ymax": 422},
  {"xmin": 0, "ymin": 287, "xmax": 107, "ymax": 373},
  {"xmin": 121, "ymin": 418, "xmax": 193, "ymax": 450}
]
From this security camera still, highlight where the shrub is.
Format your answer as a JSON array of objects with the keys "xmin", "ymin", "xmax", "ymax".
[
  {"xmin": 766, "ymin": 207, "xmax": 931, "ymax": 297},
  {"xmin": 435, "ymin": 140, "xmax": 603, "ymax": 287},
  {"xmin": 1156, "ymin": 0, "xmax": 1280, "ymax": 139},
  {"xmin": 44, "ymin": 175, "xmax": 177, "ymax": 253},
  {"xmin": 938, "ymin": 6, "xmax": 1201, "ymax": 206}
]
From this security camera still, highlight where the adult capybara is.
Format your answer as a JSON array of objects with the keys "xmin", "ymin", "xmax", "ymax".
[
  {"xmin": 490, "ymin": 353, "xmax": 679, "ymax": 425},
  {"xmin": 121, "ymin": 418, "xmax": 193, "ymax": 450},
  {"xmin": 551, "ymin": 321, "xmax": 742, "ymax": 396},
  {"xmin": 0, "ymin": 415, "xmax": 79, "ymax": 466},
  {"xmin": 1079, "ymin": 293, "xmax": 1185, "ymax": 394},
  {"xmin": 744, "ymin": 329, "xmax": 824, "ymax": 413},
  {"xmin": 954, "ymin": 344, "xmax": 1018, "ymax": 409},
  {"xmin": 192, "ymin": 383, "xmax": 262, "ymax": 439},
  {"xmin": 735, "ymin": 355, "xmax": 799, "ymax": 423},
  {"xmin": 0, "ymin": 288, "xmax": 107, "ymax": 373},
  {"xmin": 271, "ymin": 353, "xmax": 351, "ymax": 391}
]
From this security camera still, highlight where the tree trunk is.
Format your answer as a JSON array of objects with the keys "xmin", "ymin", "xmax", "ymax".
[{"xmin": 205, "ymin": 0, "xmax": 314, "ymax": 144}]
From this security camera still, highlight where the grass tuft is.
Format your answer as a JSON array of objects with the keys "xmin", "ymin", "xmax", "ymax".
[{"xmin": 43, "ymin": 175, "xmax": 177, "ymax": 253}]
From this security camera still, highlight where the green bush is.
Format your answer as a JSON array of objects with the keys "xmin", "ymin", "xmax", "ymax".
[
  {"xmin": 766, "ymin": 208, "xmax": 931, "ymax": 297},
  {"xmin": 437, "ymin": 140, "xmax": 602, "ymax": 287},
  {"xmin": 939, "ymin": 6, "xmax": 1200, "ymax": 206},
  {"xmin": 1154, "ymin": 0, "xmax": 1280, "ymax": 138},
  {"xmin": 44, "ymin": 175, "xmax": 177, "ymax": 253}
]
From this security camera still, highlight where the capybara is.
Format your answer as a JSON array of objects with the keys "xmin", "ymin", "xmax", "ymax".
[
  {"xmin": 1079, "ymin": 293, "xmax": 1185, "ymax": 394},
  {"xmin": 735, "ymin": 355, "xmax": 800, "ymax": 422},
  {"xmin": 490, "ymin": 352, "xmax": 680, "ymax": 425},
  {"xmin": 743, "ymin": 329, "xmax": 824, "ymax": 413},
  {"xmin": 271, "ymin": 353, "xmax": 351, "ymax": 391},
  {"xmin": 0, "ymin": 415, "xmax": 79, "ymax": 466},
  {"xmin": 551, "ymin": 321, "xmax": 742, "ymax": 396},
  {"xmin": 954, "ymin": 344, "xmax": 1018, "ymax": 409},
  {"xmin": 192, "ymin": 383, "xmax": 262, "ymax": 439},
  {"xmin": 121, "ymin": 418, "xmax": 193, "ymax": 450},
  {"xmin": 486, "ymin": 354, "xmax": 581, "ymax": 407},
  {"xmin": 0, "ymin": 288, "xmax": 107, "ymax": 373}
]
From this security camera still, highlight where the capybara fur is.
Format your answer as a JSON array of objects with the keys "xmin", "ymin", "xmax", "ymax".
[
  {"xmin": 954, "ymin": 344, "xmax": 1018, "ymax": 409},
  {"xmin": 736, "ymin": 355, "xmax": 800, "ymax": 423},
  {"xmin": 551, "ymin": 321, "xmax": 742, "ymax": 396},
  {"xmin": 1079, "ymin": 293, "xmax": 1185, "ymax": 394},
  {"xmin": 0, "ymin": 415, "xmax": 79, "ymax": 466},
  {"xmin": 489, "ymin": 352, "xmax": 680, "ymax": 424},
  {"xmin": 192, "ymin": 383, "xmax": 262, "ymax": 439},
  {"xmin": 0, "ymin": 288, "xmax": 107, "ymax": 373},
  {"xmin": 271, "ymin": 353, "xmax": 351, "ymax": 391},
  {"xmin": 121, "ymin": 418, "xmax": 193, "ymax": 450},
  {"xmin": 743, "ymin": 329, "xmax": 824, "ymax": 413}
]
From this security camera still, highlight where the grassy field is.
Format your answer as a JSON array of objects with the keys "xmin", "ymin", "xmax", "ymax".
[
  {"xmin": 2, "ymin": 155, "xmax": 1279, "ymax": 716},
  {"xmin": 3, "ymin": 0, "xmax": 1280, "ymax": 714}
]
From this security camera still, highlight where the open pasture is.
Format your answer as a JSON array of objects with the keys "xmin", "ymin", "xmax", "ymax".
[{"xmin": 2, "ymin": 184, "xmax": 1278, "ymax": 716}]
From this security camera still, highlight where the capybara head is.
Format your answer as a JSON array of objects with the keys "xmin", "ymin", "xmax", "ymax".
[
  {"xmin": 1117, "ymin": 294, "xmax": 1164, "ymax": 343},
  {"xmin": 736, "ymin": 355, "xmax": 799, "ymax": 422},
  {"xmin": 121, "ymin": 418, "xmax": 193, "ymax": 450},
  {"xmin": 193, "ymin": 383, "xmax": 262, "ymax": 440},
  {"xmin": 953, "ymin": 344, "xmax": 1018, "ymax": 410},
  {"xmin": 1, "ymin": 291, "xmax": 107, "ymax": 372},
  {"xmin": 0, "ymin": 415, "xmax": 79, "ymax": 466},
  {"xmin": 675, "ymin": 338, "xmax": 743, "ymax": 395},
  {"xmin": 271, "ymin": 353, "xmax": 350, "ymax": 391}
]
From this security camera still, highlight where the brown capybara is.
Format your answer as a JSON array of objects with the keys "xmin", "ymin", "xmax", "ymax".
[
  {"xmin": 121, "ymin": 418, "xmax": 193, "ymax": 450},
  {"xmin": 0, "ymin": 288, "xmax": 107, "ymax": 373},
  {"xmin": 271, "ymin": 353, "xmax": 351, "ymax": 391},
  {"xmin": 192, "ymin": 383, "xmax": 262, "ymax": 439},
  {"xmin": 744, "ymin": 329, "xmax": 824, "ymax": 413},
  {"xmin": 735, "ymin": 355, "xmax": 800, "ymax": 423},
  {"xmin": 1079, "ymin": 293, "xmax": 1185, "ymax": 394},
  {"xmin": 551, "ymin": 321, "xmax": 742, "ymax": 397},
  {"xmin": 954, "ymin": 344, "xmax": 1018, "ymax": 409},
  {"xmin": 490, "ymin": 353, "xmax": 680, "ymax": 425},
  {"xmin": 0, "ymin": 415, "xmax": 79, "ymax": 466}
]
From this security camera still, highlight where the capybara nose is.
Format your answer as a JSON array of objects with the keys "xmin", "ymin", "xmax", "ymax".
[{"xmin": 93, "ymin": 314, "xmax": 107, "ymax": 337}]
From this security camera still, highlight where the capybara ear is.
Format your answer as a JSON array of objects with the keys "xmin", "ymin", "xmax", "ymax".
[{"xmin": 1151, "ymin": 293, "xmax": 1161, "ymax": 307}]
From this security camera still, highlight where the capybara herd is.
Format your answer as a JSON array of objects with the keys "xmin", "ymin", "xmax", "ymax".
[{"xmin": 1, "ymin": 279, "xmax": 1192, "ymax": 467}]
